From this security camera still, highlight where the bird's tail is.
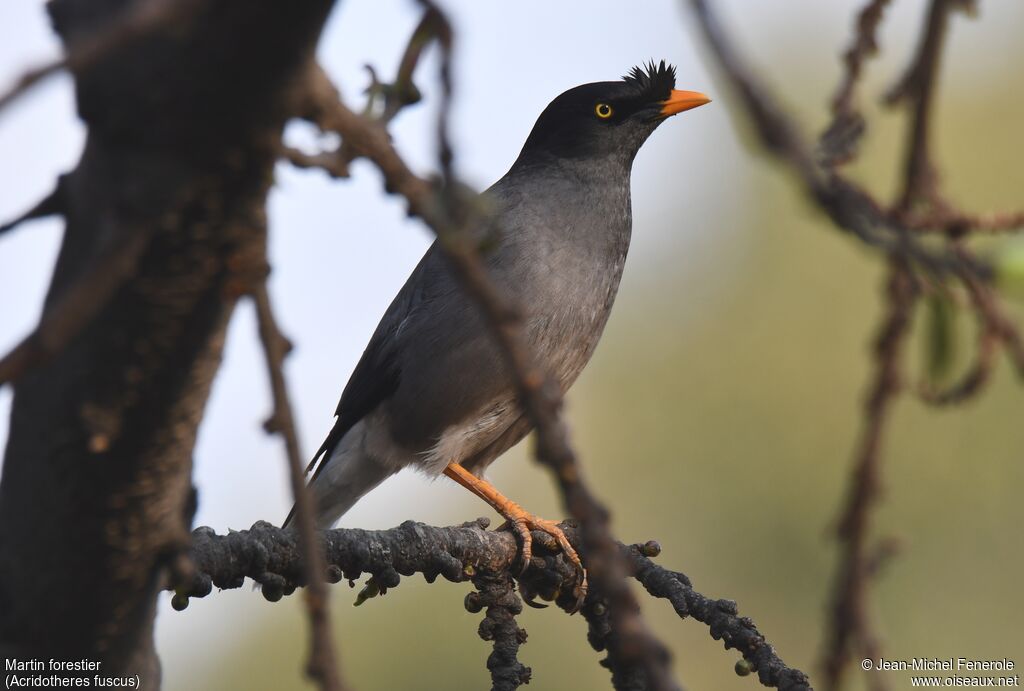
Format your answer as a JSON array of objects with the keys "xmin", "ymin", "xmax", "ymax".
[{"xmin": 282, "ymin": 421, "xmax": 394, "ymax": 530}]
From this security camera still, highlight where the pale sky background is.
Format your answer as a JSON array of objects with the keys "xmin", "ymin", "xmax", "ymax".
[
  {"xmin": 2, "ymin": 1, "xmax": 1022, "ymax": 687},
  {"xmin": 0, "ymin": 0, "xmax": 757, "ymax": 531}
]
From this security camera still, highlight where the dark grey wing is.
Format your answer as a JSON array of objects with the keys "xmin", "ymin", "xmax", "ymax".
[{"xmin": 303, "ymin": 243, "xmax": 444, "ymax": 483}]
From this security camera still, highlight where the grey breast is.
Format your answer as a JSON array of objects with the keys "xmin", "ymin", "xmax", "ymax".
[{"xmin": 380, "ymin": 157, "xmax": 633, "ymax": 471}]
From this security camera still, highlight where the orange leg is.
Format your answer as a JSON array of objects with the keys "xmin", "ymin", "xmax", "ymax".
[{"xmin": 443, "ymin": 462, "xmax": 587, "ymax": 600}]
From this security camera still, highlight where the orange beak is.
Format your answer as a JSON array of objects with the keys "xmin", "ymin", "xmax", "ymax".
[{"xmin": 659, "ymin": 89, "xmax": 711, "ymax": 117}]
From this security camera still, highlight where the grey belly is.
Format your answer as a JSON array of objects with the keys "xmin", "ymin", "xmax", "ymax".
[{"xmin": 410, "ymin": 256, "xmax": 624, "ymax": 475}]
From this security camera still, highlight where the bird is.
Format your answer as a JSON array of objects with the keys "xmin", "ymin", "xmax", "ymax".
[{"xmin": 286, "ymin": 60, "xmax": 709, "ymax": 590}]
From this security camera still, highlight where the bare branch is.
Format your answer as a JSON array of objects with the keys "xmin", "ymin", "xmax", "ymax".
[
  {"xmin": 688, "ymin": 3, "xmax": 1021, "ymax": 690},
  {"xmin": 686, "ymin": 0, "xmax": 988, "ymax": 281},
  {"xmin": 281, "ymin": 146, "xmax": 351, "ymax": 179},
  {"xmin": 901, "ymin": 208, "xmax": 1024, "ymax": 235},
  {"xmin": 832, "ymin": 0, "xmax": 893, "ymax": 118},
  {"xmin": 0, "ymin": 0, "xmax": 202, "ymax": 114},
  {"xmin": 819, "ymin": 0, "xmax": 893, "ymax": 166},
  {"xmin": 176, "ymin": 521, "xmax": 811, "ymax": 691},
  {"xmin": 822, "ymin": 265, "xmax": 916, "ymax": 691},
  {"xmin": 624, "ymin": 543, "xmax": 812, "ymax": 691},
  {"xmin": 252, "ymin": 281, "xmax": 346, "ymax": 691},
  {"xmin": 887, "ymin": 0, "xmax": 961, "ymax": 213},
  {"xmin": 0, "ymin": 229, "xmax": 149, "ymax": 387},
  {"xmin": 282, "ymin": 7, "xmax": 444, "ymax": 178},
  {"xmin": 0, "ymin": 177, "xmax": 66, "ymax": 236}
]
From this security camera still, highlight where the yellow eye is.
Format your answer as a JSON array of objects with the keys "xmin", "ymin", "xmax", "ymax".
[{"xmin": 595, "ymin": 103, "xmax": 613, "ymax": 119}]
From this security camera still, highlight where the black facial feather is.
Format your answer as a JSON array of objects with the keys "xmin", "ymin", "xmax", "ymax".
[
  {"xmin": 514, "ymin": 61, "xmax": 679, "ymax": 164},
  {"xmin": 622, "ymin": 60, "xmax": 677, "ymax": 104}
]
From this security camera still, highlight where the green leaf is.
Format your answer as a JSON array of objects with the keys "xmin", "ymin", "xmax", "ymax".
[
  {"xmin": 924, "ymin": 294, "xmax": 956, "ymax": 385},
  {"xmin": 993, "ymin": 238, "xmax": 1024, "ymax": 301}
]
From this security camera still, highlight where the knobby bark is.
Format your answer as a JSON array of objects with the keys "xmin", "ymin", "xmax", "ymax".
[
  {"xmin": 176, "ymin": 521, "xmax": 811, "ymax": 691},
  {"xmin": 0, "ymin": 0, "xmax": 336, "ymax": 685}
]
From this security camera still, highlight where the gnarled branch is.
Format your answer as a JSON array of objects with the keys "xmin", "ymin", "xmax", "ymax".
[{"xmin": 175, "ymin": 520, "xmax": 812, "ymax": 691}]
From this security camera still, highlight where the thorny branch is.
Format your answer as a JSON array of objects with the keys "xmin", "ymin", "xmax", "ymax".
[
  {"xmin": 688, "ymin": 1, "xmax": 1024, "ymax": 690},
  {"xmin": 251, "ymin": 280, "xmax": 346, "ymax": 691},
  {"xmin": 176, "ymin": 521, "xmax": 812, "ymax": 691}
]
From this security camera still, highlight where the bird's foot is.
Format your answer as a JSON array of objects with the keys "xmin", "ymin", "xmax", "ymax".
[
  {"xmin": 442, "ymin": 462, "xmax": 587, "ymax": 609},
  {"xmin": 500, "ymin": 508, "xmax": 588, "ymax": 608}
]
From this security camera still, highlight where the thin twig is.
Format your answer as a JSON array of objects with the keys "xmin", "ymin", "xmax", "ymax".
[
  {"xmin": 819, "ymin": 0, "xmax": 893, "ymax": 166},
  {"xmin": 822, "ymin": 265, "xmax": 916, "ymax": 691},
  {"xmin": 686, "ymin": 0, "xmax": 988, "ymax": 282},
  {"xmin": 0, "ymin": 178, "xmax": 66, "ymax": 236},
  {"xmin": 888, "ymin": 0, "xmax": 959, "ymax": 214},
  {"xmin": 901, "ymin": 208, "xmax": 1024, "ymax": 235},
  {"xmin": 624, "ymin": 543, "xmax": 813, "ymax": 691},
  {"xmin": 375, "ymin": 9, "xmax": 437, "ymax": 125},
  {"xmin": 832, "ymin": 0, "xmax": 894, "ymax": 118},
  {"xmin": 415, "ymin": 1, "xmax": 455, "ymax": 180},
  {"xmin": 955, "ymin": 248, "xmax": 1024, "ymax": 375},
  {"xmin": 820, "ymin": 5, "xmax": 959, "ymax": 686},
  {"xmin": 281, "ymin": 146, "xmax": 351, "ymax": 179},
  {"xmin": 284, "ymin": 9, "xmax": 442, "ymax": 178},
  {"xmin": 252, "ymin": 281, "xmax": 346, "ymax": 691},
  {"xmin": 0, "ymin": 230, "xmax": 149, "ymax": 387},
  {"xmin": 0, "ymin": 0, "xmax": 202, "ymax": 114},
  {"xmin": 688, "ymin": 4, "xmax": 1020, "ymax": 689}
]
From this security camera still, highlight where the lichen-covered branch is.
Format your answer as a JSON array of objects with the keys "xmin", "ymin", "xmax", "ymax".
[
  {"xmin": 0, "ymin": 227, "xmax": 150, "ymax": 387},
  {"xmin": 623, "ymin": 543, "xmax": 812, "ymax": 691},
  {"xmin": 470, "ymin": 569, "xmax": 533, "ymax": 691},
  {"xmin": 175, "ymin": 521, "xmax": 811, "ymax": 691}
]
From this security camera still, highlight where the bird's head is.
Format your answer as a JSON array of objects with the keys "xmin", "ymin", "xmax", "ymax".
[{"xmin": 515, "ymin": 61, "xmax": 710, "ymax": 167}]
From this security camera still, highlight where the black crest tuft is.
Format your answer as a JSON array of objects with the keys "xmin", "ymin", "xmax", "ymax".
[{"xmin": 622, "ymin": 60, "xmax": 677, "ymax": 103}]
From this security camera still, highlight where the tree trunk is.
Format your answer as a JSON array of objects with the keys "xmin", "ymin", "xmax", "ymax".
[{"xmin": 0, "ymin": 0, "xmax": 335, "ymax": 685}]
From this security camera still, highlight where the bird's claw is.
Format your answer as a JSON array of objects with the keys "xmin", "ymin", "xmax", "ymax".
[{"xmin": 500, "ymin": 512, "xmax": 588, "ymax": 609}]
